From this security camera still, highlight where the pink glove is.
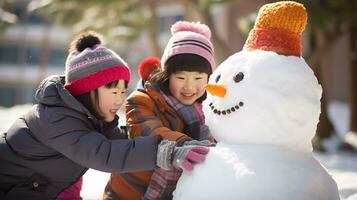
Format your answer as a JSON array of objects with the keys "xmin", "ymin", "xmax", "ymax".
[{"xmin": 156, "ymin": 140, "xmax": 209, "ymax": 171}]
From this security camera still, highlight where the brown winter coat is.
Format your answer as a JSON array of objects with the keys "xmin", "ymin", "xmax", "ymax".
[{"xmin": 104, "ymin": 83, "xmax": 191, "ymax": 200}]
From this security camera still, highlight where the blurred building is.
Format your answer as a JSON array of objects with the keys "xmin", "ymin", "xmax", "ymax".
[
  {"xmin": 0, "ymin": 0, "xmax": 350, "ymax": 107},
  {"xmin": 0, "ymin": 1, "xmax": 71, "ymax": 107},
  {"xmin": 0, "ymin": 1, "xmax": 185, "ymax": 107}
]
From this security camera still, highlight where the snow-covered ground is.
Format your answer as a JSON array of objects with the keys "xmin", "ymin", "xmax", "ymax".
[{"xmin": 0, "ymin": 101, "xmax": 356, "ymax": 200}]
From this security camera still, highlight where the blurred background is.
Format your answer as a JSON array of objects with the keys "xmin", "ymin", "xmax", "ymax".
[
  {"xmin": 0, "ymin": 0, "xmax": 356, "ymax": 152},
  {"xmin": 1, "ymin": 1, "xmax": 357, "ymax": 199}
]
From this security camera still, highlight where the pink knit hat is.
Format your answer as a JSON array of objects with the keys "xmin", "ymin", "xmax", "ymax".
[
  {"xmin": 161, "ymin": 21, "xmax": 215, "ymax": 72},
  {"xmin": 64, "ymin": 32, "xmax": 130, "ymax": 96}
]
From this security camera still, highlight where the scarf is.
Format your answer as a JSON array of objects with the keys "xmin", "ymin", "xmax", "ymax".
[
  {"xmin": 143, "ymin": 85, "xmax": 212, "ymax": 200},
  {"xmin": 160, "ymin": 89, "xmax": 211, "ymax": 141}
]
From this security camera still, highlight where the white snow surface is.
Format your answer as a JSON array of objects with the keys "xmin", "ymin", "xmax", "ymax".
[
  {"xmin": 0, "ymin": 102, "xmax": 356, "ymax": 200},
  {"xmin": 174, "ymin": 143, "xmax": 339, "ymax": 200}
]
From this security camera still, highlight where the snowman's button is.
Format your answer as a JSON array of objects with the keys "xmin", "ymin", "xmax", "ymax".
[
  {"xmin": 227, "ymin": 109, "xmax": 231, "ymax": 114},
  {"xmin": 239, "ymin": 102, "xmax": 244, "ymax": 107},
  {"xmin": 235, "ymin": 105, "xmax": 239, "ymax": 109},
  {"xmin": 32, "ymin": 181, "xmax": 39, "ymax": 188},
  {"xmin": 231, "ymin": 107, "xmax": 235, "ymax": 112}
]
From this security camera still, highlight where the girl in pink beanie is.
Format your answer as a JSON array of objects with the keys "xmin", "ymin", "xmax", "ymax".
[{"xmin": 105, "ymin": 21, "xmax": 216, "ymax": 200}]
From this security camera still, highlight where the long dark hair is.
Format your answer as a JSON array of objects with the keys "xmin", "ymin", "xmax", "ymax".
[{"xmin": 149, "ymin": 53, "xmax": 212, "ymax": 103}]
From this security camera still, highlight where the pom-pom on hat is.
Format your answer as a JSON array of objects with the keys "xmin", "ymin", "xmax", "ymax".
[
  {"xmin": 243, "ymin": 1, "xmax": 307, "ymax": 57},
  {"xmin": 138, "ymin": 57, "xmax": 160, "ymax": 81},
  {"xmin": 64, "ymin": 31, "xmax": 131, "ymax": 96},
  {"xmin": 161, "ymin": 21, "xmax": 215, "ymax": 72}
]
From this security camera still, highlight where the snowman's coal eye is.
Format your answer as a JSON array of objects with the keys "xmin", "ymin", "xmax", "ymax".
[
  {"xmin": 215, "ymin": 75, "xmax": 221, "ymax": 83},
  {"xmin": 234, "ymin": 72, "xmax": 244, "ymax": 83}
]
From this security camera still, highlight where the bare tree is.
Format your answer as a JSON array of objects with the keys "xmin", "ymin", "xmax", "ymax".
[
  {"xmin": 302, "ymin": 0, "xmax": 356, "ymax": 151},
  {"xmin": 0, "ymin": 0, "xmax": 18, "ymax": 34},
  {"xmin": 180, "ymin": 0, "xmax": 233, "ymax": 63},
  {"xmin": 342, "ymin": 3, "xmax": 357, "ymax": 150},
  {"xmin": 145, "ymin": 0, "xmax": 161, "ymax": 57},
  {"xmin": 349, "ymin": 20, "xmax": 357, "ymax": 135},
  {"xmin": 28, "ymin": 0, "xmax": 160, "ymax": 55}
]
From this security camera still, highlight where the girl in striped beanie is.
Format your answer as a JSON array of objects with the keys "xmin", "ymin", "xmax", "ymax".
[{"xmin": 105, "ymin": 21, "xmax": 216, "ymax": 200}]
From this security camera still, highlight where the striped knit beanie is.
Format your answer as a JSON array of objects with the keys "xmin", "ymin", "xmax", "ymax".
[
  {"xmin": 243, "ymin": 1, "xmax": 307, "ymax": 57},
  {"xmin": 161, "ymin": 21, "xmax": 215, "ymax": 72},
  {"xmin": 64, "ymin": 31, "xmax": 131, "ymax": 96}
]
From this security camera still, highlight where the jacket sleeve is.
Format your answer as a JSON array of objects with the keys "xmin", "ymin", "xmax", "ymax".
[
  {"xmin": 125, "ymin": 91, "xmax": 191, "ymax": 143},
  {"xmin": 102, "ymin": 119, "xmax": 128, "ymax": 140},
  {"xmin": 30, "ymin": 108, "xmax": 158, "ymax": 173}
]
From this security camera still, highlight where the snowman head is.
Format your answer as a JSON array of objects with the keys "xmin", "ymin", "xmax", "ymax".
[{"xmin": 203, "ymin": 1, "xmax": 322, "ymax": 152}]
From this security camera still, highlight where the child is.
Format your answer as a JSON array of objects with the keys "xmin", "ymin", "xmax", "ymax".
[
  {"xmin": 104, "ymin": 21, "xmax": 216, "ymax": 200},
  {"xmin": 0, "ymin": 31, "xmax": 210, "ymax": 200}
]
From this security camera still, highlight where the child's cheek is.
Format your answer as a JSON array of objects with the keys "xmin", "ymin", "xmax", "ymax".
[
  {"xmin": 169, "ymin": 81, "xmax": 181, "ymax": 95},
  {"xmin": 99, "ymin": 94, "xmax": 113, "ymax": 112},
  {"xmin": 199, "ymin": 81, "xmax": 208, "ymax": 90}
]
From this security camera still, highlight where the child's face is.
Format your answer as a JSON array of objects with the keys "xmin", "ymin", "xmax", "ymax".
[
  {"xmin": 169, "ymin": 71, "xmax": 208, "ymax": 105},
  {"xmin": 93, "ymin": 80, "xmax": 126, "ymax": 122}
]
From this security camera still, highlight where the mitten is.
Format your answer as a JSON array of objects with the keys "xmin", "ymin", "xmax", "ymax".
[
  {"xmin": 183, "ymin": 139, "xmax": 216, "ymax": 147},
  {"xmin": 156, "ymin": 140, "xmax": 209, "ymax": 171}
]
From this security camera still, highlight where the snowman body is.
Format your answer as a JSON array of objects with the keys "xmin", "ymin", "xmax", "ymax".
[
  {"xmin": 174, "ymin": 143, "xmax": 339, "ymax": 200},
  {"xmin": 173, "ymin": 50, "xmax": 340, "ymax": 200}
]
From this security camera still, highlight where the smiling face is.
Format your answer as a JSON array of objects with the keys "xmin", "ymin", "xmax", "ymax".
[
  {"xmin": 93, "ymin": 80, "xmax": 126, "ymax": 122},
  {"xmin": 203, "ymin": 50, "xmax": 322, "ymax": 152},
  {"xmin": 169, "ymin": 71, "xmax": 209, "ymax": 105}
]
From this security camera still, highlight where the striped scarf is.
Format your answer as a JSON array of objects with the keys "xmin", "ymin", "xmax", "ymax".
[
  {"xmin": 160, "ymin": 90, "xmax": 211, "ymax": 140},
  {"xmin": 143, "ymin": 85, "xmax": 211, "ymax": 200}
]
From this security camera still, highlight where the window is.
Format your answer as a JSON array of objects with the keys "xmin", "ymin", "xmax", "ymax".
[
  {"xmin": 26, "ymin": 47, "xmax": 41, "ymax": 65},
  {"xmin": 0, "ymin": 46, "xmax": 19, "ymax": 64},
  {"xmin": 48, "ymin": 49, "xmax": 67, "ymax": 66}
]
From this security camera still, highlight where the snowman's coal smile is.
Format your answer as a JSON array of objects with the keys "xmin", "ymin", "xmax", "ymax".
[{"xmin": 208, "ymin": 101, "xmax": 244, "ymax": 115}]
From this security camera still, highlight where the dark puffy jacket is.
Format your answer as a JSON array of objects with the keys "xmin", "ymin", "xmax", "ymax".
[{"xmin": 0, "ymin": 75, "xmax": 158, "ymax": 200}]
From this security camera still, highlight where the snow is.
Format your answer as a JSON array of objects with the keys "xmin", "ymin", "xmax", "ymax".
[
  {"xmin": 202, "ymin": 50, "xmax": 322, "ymax": 153},
  {"xmin": 175, "ymin": 49, "xmax": 339, "ymax": 199},
  {"xmin": 1, "ymin": 102, "xmax": 356, "ymax": 200},
  {"xmin": 174, "ymin": 143, "xmax": 339, "ymax": 200}
]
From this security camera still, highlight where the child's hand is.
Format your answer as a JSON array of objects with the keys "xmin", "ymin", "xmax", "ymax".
[
  {"xmin": 183, "ymin": 139, "xmax": 216, "ymax": 147},
  {"xmin": 156, "ymin": 140, "xmax": 209, "ymax": 171}
]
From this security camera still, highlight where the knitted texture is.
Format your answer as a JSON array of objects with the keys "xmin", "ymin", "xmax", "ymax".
[
  {"xmin": 138, "ymin": 57, "xmax": 160, "ymax": 81},
  {"xmin": 255, "ymin": 1, "xmax": 307, "ymax": 34},
  {"xmin": 156, "ymin": 140, "xmax": 177, "ymax": 170},
  {"xmin": 64, "ymin": 45, "xmax": 130, "ymax": 96},
  {"xmin": 156, "ymin": 140, "xmax": 209, "ymax": 171},
  {"xmin": 161, "ymin": 21, "xmax": 216, "ymax": 72},
  {"xmin": 244, "ymin": 1, "xmax": 307, "ymax": 57}
]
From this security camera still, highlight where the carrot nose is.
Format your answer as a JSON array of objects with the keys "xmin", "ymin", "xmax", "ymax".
[{"xmin": 204, "ymin": 84, "xmax": 226, "ymax": 98}]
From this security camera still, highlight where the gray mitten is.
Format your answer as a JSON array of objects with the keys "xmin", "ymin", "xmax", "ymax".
[
  {"xmin": 183, "ymin": 139, "xmax": 216, "ymax": 147},
  {"xmin": 156, "ymin": 140, "xmax": 209, "ymax": 171}
]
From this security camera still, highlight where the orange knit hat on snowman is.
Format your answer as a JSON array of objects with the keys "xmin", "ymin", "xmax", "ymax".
[{"xmin": 243, "ymin": 1, "xmax": 307, "ymax": 57}]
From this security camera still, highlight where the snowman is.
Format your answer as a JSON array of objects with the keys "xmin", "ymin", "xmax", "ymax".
[{"xmin": 173, "ymin": 1, "xmax": 340, "ymax": 200}]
